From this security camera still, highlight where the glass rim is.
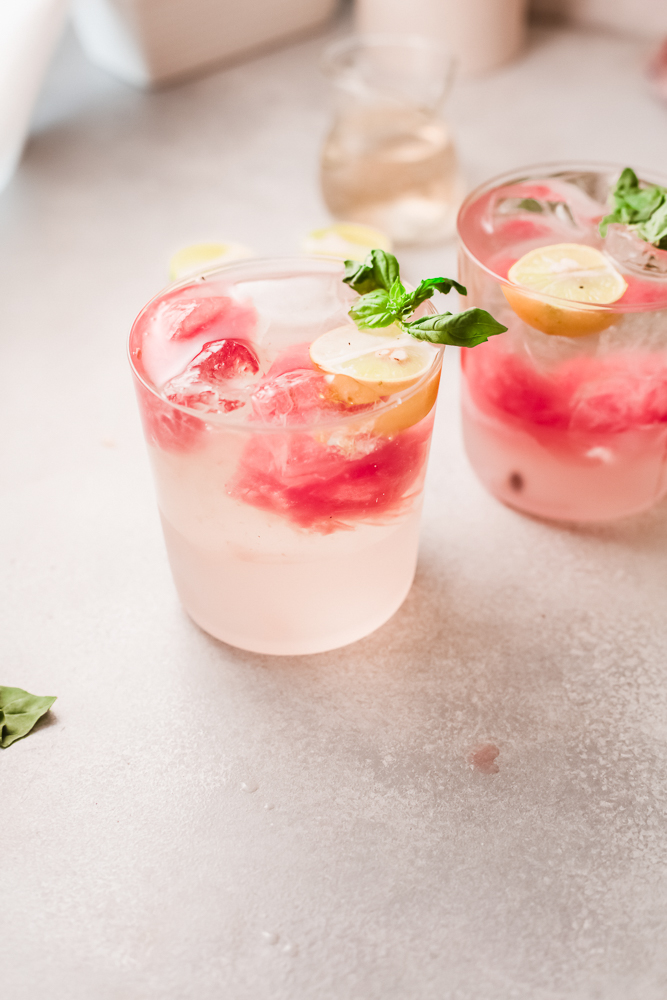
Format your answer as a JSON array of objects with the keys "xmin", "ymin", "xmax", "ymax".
[
  {"xmin": 322, "ymin": 32, "xmax": 456, "ymax": 63},
  {"xmin": 128, "ymin": 254, "xmax": 444, "ymax": 435},
  {"xmin": 456, "ymin": 159, "xmax": 667, "ymax": 316},
  {"xmin": 321, "ymin": 33, "xmax": 456, "ymax": 100}
]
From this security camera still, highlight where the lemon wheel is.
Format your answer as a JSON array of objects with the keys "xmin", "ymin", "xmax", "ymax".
[
  {"xmin": 309, "ymin": 323, "xmax": 441, "ymax": 434},
  {"xmin": 503, "ymin": 243, "xmax": 627, "ymax": 337}
]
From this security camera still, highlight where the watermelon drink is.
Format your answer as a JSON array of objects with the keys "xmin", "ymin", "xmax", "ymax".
[
  {"xmin": 129, "ymin": 256, "xmax": 447, "ymax": 654},
  {"xmin": 457, "ymin": 163, "xmax": 667, "ymax": 522}
]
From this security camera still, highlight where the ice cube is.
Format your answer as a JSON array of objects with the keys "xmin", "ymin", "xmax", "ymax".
[
  {"xmin": 598, "ymin": 307, "xmax": 667, "ymax": 354},
  {"xmin": 548, "ymin": 168, "xmax": 612, "ymax": 205},
  {"xmin": 604, "ymin": 224, "xmax": 667, "ymax": 279},
  {"xmin": 234, "ymin": 272, "xmax": 353, "ymax": 367},
  {"xmin": 251, "ymin": 369, "xmax": 343, "ymax": 426},
  {"xmin": 483, "ymin": 178, "xmax": 603, "ymax": 241},
  {"xmin": 516, "ymin": 322, "xmax": 600, "ymax": 373},
  {"xmin": 135, "ymin": 380, "xmax": 204, "ymax": 452},
  {"xmin": 492, "ymin": 195, "xmax": 578, "ymax": 229},
  {"xmin": 162, "ymin": 338, "xmax": 260, "ymax": 413},
  {"xmin": 185, "ymin": 339, "xmax": 260, "ymax": 381},
  {"xmin": 138, "ymin": 284, "xmax": 260, "ymax": 387}
]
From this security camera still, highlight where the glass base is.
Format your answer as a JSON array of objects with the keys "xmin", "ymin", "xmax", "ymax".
[
  {"xmin": 160, "ymin": 509, "xmax": 421, "ymax": 655},
  {"xmin": 461, "ymin": 386, "xmax": 667, "ymax": 523}
]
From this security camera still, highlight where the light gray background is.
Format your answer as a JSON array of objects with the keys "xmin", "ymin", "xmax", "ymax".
[{"xmin": 2, "ymin": 12, "xmax": 667, "ymax": 1000}]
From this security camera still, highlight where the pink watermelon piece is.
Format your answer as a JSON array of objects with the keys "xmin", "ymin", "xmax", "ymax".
[
  {"xmin": 149, "ymin": 287, "xmax": 257, "ymax": 342},
  {"xmin": 163, "ymin": 338, "xmax": 260, "ymax": 415},
  {"xmin": 464, "ymin": 339, "xmax": 667, "ymax": 434},
  {"xmin": 231, "ymin": 422, "xmax": 430, "ymax": 533},
  {"xmin": 190, "ymin": 339, "xmax": 259, "ymax": 381}
]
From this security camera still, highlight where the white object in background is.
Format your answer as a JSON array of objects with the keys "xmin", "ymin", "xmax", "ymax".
[
  {"xmin": 72, "ymin": 0, "xmax": 340, "ymax": 87},
  {"xmin": 0, "ymin": 0, "xmax": 70, "ymax": 194},
  {"xmin": 355, "ymin": 0, "xmax": 528, "ymax": 76},
  {"xmin": 531, "ymin": 0, "xmax": 667, "ymax": 40}
]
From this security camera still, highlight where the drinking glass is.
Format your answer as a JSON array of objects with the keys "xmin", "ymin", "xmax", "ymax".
[
  {"xmin": 457, "ymin": 162, "xmax": 667, "ymax": 522},
  {"xmin": 129, "ymin": 256, "xmax": 444, "ymax": 654}
]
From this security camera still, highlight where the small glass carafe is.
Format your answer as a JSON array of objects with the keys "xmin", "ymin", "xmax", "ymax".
[{"xmin": 320, "ymin": 35, "xmax": 464, "ymax": 246}]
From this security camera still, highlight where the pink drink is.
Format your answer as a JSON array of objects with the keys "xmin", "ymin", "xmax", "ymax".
[
  {"xmin": 457, "ymin": 163, "xmax": 667, "ymax": 522},
  {"xmin": 129, "ymin": 257, "xmax": 443, "ymax": 654}
]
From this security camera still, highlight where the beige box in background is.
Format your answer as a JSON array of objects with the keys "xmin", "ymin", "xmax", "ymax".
[{"xmin": 72, "ymin": 0, "xmax": 341, "ymax": 87}]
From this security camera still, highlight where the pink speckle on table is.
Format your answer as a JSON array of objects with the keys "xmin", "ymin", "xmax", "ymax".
[{"xmin": 468, "ymin": 744, "xmax": 500, "ymax": 774}]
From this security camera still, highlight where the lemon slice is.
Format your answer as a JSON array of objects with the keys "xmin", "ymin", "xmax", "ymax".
[
  {"xmin": 503, "ymin": 243, "xmax": 627, "ymax": 337},
  {"xmin": 508, "ymin": 244, "xmax": 627, "ymax": 302},
  {"xmin": 310, "ymin": 324, "xmax": 436, "ymax": 395},
  {"xmin": 310, "ymin": 323, "xmax": 440, "ymax": 435},
  {"xmin": 169, "ymin": 242, "xmax": 252, "ymax": 281},
  {"xmin": 303, "ymin": 223, "xmax": 392, "ymax": 261},
  {"xmin": 310, "ymin": 323, "xmax": 440, "ymax": 437}
]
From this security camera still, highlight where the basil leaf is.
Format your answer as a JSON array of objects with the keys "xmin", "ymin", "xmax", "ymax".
[
  {"xmin": 0, "ymin": 686, "xmax": 57, "ymax": 748},
  {"xmin": 344, "ymin": 248, "xmax": 505, "ymax": 342},
  {"xmin": 419, "ymin": 276, "xmax": 467, "ymax": 297},
  {"xmin": 369, "ymin": 250, "xmax": 400, "ymax": 292},
  {"xmin": 349, "ymin": 288, "xmax": 399, "ymax": 328},
  {"xmin": 518, "ymin": 198, "xmax": 543, "ymax": 213},
  {"xmin": 599, "ymin": 167, "xmax": 667, "ymax": 246},
  {"xmin": 403, "ymin": 276, "xmax": 468, "ymax": 314},
  {"xmin": 388, "ymin": 278, "xmax": 407, "ymax": 311},
  {"xmin": 626, "ymin": 186, "xmax": 663, "ymax": 221},
  {"xmin": 343, "ymin": 250, "xmax": 401, "ymax": 294},
  {"xmin": 343, "ymin": 259, "xmax": 380, "ymax": 295},
  {"xmin": 406, "ymin": 309, "xmax": 507, "ymax": 346},
  {"xmin": 642, "ymin": 199, "xmax": 667, "ymax": 246}
]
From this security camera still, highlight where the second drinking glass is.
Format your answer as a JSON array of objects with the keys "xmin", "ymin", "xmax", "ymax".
[{"xmin": 457, "ymin": 162, "xmax": 667, "ymax": 522}]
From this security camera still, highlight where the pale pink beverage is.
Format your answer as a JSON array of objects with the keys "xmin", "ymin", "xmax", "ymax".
[
  {"xmin": 129, "ymin": 257, "xmax": 443, "ymax": 654},
  {"xmin": 457, "ymin": 163, "xmax": 667, "ymax": 522}
]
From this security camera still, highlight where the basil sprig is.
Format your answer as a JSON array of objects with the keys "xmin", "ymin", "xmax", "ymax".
[
  {"xmin": 599, "ymin": 167, "xmax": 667, "ymax": 249},
  {"xmin": 343, "ymin": 250, "xmax": 507, "ymax": 347},
  {"xmin": 0, "ymin": 686, "xmax": 57, "ymax": 747}
]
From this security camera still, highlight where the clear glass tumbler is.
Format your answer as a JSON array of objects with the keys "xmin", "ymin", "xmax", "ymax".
[
  {"xmin": 457, "ymin": 162, "xmax": 667, "ymax": 523},
  {"xmin": 129, "ymin": 256, "xmax": 444, "ymax": 654},
  {"xmin": 320, "ymin": 35, "xmax": 464, "ymax": 246}
]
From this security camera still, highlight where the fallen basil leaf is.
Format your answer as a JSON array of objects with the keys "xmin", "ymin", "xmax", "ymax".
[
  {"xmin": 0, "ymin": 686, "xmax": 57, "ymax": 747},
  {"xmin": 406, "ymin": 308, "xmax": 508, "ymax": 346}
]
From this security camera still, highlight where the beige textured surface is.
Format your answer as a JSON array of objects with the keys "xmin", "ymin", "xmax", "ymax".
[{"xmin": 2, "ymin": 17, "xmax": 667, "ymax": 999}]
